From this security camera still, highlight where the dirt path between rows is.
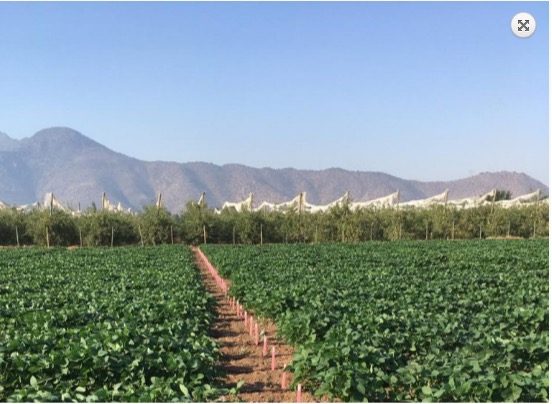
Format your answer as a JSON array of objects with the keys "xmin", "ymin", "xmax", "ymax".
[{"xmin": 191, "ymin": 246, "xmax": 321, "ymax": 403}]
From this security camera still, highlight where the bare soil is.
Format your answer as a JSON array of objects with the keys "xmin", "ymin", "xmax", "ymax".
[{"xmin": 191, "ymin": 246, "xmax": 325, "ymax": 403}]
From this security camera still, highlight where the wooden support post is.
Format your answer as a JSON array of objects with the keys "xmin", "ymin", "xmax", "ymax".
[
  {"xmin": 15, "ymin": 226, "xmax": 20, "ymax": 248},
  {"xmin": 399, "ymin": 222, "xmax": 402, "ymax": 240},
  {"xmin": 139, "ymin": 225, "xmax": 144, "ymax": 247},
  {"xmin": 370, "ymin": 223, "xmax": 373, "ymax": 241},
  {"xmin": 479, "ymin": 223, "xmax": 482, "ymax": 240},
  {"xmin": 170, "ymin": 225, "xmax": 174, "ymax": 245},
  {"xmin": 203, "ymin": 225, "xmax": 207, "ymax": 244},
  {"xmin": 425, "ymin": 223, "xmax": 429, "ymax": 240},
  {"xmin": 46, "ymin": 226, "xmax": 50, "ymax": 248},
  {"xmin": 111, "ymin": 226, "xmax": 114, "ymax": 248},
  {"xmin": 156, "ymin": 192, "xmax": 162, "ymax": 211},
  {"xmin": 79, "ymin": 228, "xmax": 83, "ymax": 248},
  {"xmin": 260, "ymin": 224, "xmax": 263, "ymax": 245},
  {"xmin": 533, "ymin": 220, "xmax": 537, "ymax": 238},
  {"xmin": 315, "ymin": 225, "xmax": 318, "ymax": 243},
  {"xmin": 232, "ymin": 226, "xmax": 236, "ymax": 245}
]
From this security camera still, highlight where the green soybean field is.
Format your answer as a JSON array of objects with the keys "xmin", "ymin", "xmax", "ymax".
[
  {"xmin": 202, "ymin": 240, "xmax": 549, "ymax": 402},
  {"xmin": 0, "ymin": 246, "xmax": 221, "ymax": 402}
]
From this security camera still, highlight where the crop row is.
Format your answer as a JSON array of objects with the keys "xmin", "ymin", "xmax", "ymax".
[
  {"xmin": 0, "ymin": 246, "xmax": 220, "ymax": 402},
  {"xmin": 201, "ymin": 240, "xmax": 549, "ymax": 402}
]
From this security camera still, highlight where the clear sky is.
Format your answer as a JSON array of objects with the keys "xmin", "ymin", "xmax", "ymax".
[{"xmin": 0, "ymin": 1, "xmax": 548, "ymax": 184}]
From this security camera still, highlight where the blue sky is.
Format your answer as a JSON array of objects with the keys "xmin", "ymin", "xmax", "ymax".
[{"xmin": 0, "ymin": 1, "xmax": 548, "ymax": 184}]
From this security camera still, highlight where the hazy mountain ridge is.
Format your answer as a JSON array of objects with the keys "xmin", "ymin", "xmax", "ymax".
[
  {"xmin": 0, "ymin": 127, "xmax": 547, "ymax": 212},
  {"xmin": 0, "ymin": 132, "xmax": 20, "ymax": 152}
]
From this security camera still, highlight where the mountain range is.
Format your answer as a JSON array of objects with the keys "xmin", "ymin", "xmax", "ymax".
[{"xmin": 0, "ymin": 127, "xmax": 547, "ymax": 213}]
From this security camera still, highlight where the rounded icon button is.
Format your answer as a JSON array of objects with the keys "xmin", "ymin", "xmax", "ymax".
[{"xmin": 511, "ymin": 12, "xmax": 536, "ymax": 38}]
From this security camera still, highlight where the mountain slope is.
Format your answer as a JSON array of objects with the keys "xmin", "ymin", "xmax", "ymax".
[
  {"xmin": 0, "ymin": 127, "xmax": 547, "ymax": 212},
  {"xmin": 0, "ymin": 132, "xmax": 19, "ymax": 152}
]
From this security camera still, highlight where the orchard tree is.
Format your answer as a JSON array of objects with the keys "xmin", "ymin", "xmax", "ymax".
[
  {"xmin": 179, "ymin": 201, "xmax": 218, "ymax": 244},
  {"xmin": 0, "ymin": 208, "xmax": 27, "ymax": 245},
  {"xmin": 77, "ymin": 211, "xmax": 139, "ymax": 247},
  {"xmin": 25, "ymin": 209, "xmax": 79, "ymax": 247},
  {"xmin": 139, "ymin": 205, "xmax": 174, "ymax": 245}
]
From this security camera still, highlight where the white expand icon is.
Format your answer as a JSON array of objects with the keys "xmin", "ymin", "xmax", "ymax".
[{"xmin": 511, "ymin": 12, "xmax": 536, "ymax": 38}]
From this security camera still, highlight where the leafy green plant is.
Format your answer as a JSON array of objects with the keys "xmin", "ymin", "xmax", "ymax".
[
  {"xmin": 203, "ymin": 240, "xmax": 549, "ymax": 402},
  {"xmin": 0, "ymin": 246, "xmax": 222, "ymax": 402}
]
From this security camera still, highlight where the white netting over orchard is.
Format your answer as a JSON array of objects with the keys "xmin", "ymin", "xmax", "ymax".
[
  {"xmin": 495, "ymin": 189, "xmax": 543, "ymax": 208},
  {"xmin": 215, "ymin": 188, "xmax": 547, "ymax": 213},
  {"xmin": 0, "ymin": 192, "xmax": 133, "ymax": 215},
  {"xmin": 447, "ymin": 189, "xmax": 497, "ymax": 209},
  {"xmin": 0, "ymin": 188, "xmax": 546, "ymax": 215},
  {"xmin": 102, "ymin": 193, "xmax": 133, "ymax": 213}
]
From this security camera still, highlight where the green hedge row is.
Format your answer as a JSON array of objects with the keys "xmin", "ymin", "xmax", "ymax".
[{"xmin": 0, "ymin": 200, "xmax": 547, "ymax": 247}]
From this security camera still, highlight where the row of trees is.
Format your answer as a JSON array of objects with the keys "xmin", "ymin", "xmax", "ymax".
[{"xmin": 0, "ymin": 199, "xmax": 548, "ymax": 247}]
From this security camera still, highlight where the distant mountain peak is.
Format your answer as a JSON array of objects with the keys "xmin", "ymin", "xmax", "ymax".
[
  {"xmin": 18, "ymin": 127, "xmax": 109, "ymax": 158},
  {"xmin": 30, "ymin": 127, "xmax": 99, "ymax": 145}
]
